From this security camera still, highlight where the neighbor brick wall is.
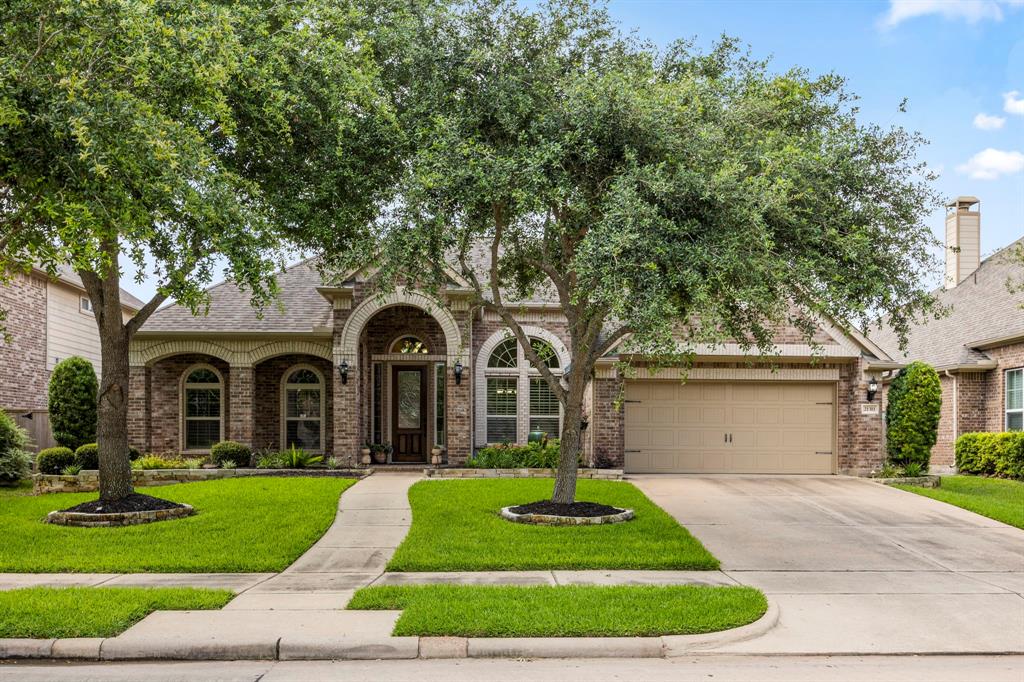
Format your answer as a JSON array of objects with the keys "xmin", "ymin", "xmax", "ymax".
[{"xmin": 0, "ymin": 272, "xmax": 48, "ymax": 411}]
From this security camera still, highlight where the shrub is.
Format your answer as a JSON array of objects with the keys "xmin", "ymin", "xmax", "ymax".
[
  {"xmin": 36, "ymin": 446, "xmax": 76, "ymax": 475},
  {"xmin": 467, "ymin": 439, "xmax": 573, "ymax": 469},
  {"xmin": 183, "ymin": 458, "xmax": 205, "ymax": 470},
  {"xmin": 279, "ymin": 446, "xmax": 322, "ymax": 469},
  {"xmin": 0, "ymin": 447, "xmax": 31, "ymax": 485},
  {"xmin": 61, "ymin": 463, "xmax": 83, "ymax": 476},
  {"xmin": 0, "ymin": 410, "xmax": 29, "ymax": 454},
  {"xmin": 131, "ymin": 455, "xmax": 186, "ymax": 470},
  {"xmin": 220, "ymin": 460, "xmax": 238, "ymax": 470},
  {"xmin": 255, "ymin": 450, "xmax": 283, "ymax": 469},
  {"xmin": 956, "ymin": 432, "xmax": 1024, "ymax": 479},
  {"xmin": 886, "ymin": 361, "xmax": 941, "ymax": 469},
  {"xmin": 74, "ymin": 443, "xmax": 99, "ymax": 470},
  {"xmin": 47, "ymin": 357, "xmax": 98, "ymax": 450},
  {"xmin": 210, "ymin": 441, "xmax": 252, "ymax": 468}
]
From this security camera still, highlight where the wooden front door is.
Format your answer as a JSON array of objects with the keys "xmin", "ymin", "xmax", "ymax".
[{"xmin": 391, "ymin": 366, "xmax": 427, "ymax": 462}]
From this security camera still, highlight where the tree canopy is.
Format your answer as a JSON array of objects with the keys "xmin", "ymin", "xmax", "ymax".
[{"xmin": 318, "ymin": 0, "xmax": 944, "ymax": 502}]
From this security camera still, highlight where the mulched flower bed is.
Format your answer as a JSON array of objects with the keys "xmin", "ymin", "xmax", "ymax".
[
  {"xmin": 61, "ymin": 493, "xmax": 187, "ymax": 515},
  {"xmin": 508, "ymin": 500, "xmax": 626, "ymax": 517}
]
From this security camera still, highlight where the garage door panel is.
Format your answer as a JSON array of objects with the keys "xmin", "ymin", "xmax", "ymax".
[{"xmin": 624, "ymin": 381, "xmax": 835, "ymax": 474}]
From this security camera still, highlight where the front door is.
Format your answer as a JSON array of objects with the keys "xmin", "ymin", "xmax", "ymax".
[{"xmin": 392, "ymin": 366, "xmax": 427, "ymax": 462}]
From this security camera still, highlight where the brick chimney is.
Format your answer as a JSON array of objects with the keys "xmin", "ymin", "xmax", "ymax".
[{"xmin": 945, "ymin": 196, "xmax": 981, "ymax": 288}]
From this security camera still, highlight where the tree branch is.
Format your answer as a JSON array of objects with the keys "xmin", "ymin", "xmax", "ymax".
[{"xmin": 125, "ymin": 291, "xmax": 168, "ymax": 339}]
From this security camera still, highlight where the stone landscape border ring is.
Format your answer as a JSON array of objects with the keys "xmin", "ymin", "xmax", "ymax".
[
  {"xmin": 45, "ymin": 504, "xmax": 195, "ymax": 528},
  {"xmin": 500, "ymin": 506, "xmax": 635, "ymax": 526}
]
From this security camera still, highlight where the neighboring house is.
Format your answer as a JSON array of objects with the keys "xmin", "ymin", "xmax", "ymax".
[
  {"xmin": 0, "ymin": 266, "xmax": 143, "ymax": 449},
  {"xmin": 126, "ymin": 256, "xmax": 892, "ymax": 475},
  {"xmin": 873, "ymin": 197, "xmax": 1024, "ymax": 470}
]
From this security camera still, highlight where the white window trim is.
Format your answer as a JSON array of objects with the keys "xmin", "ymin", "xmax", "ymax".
[
  {"xmin": 485, "ymin": 376, "xmax": 519, "ymax": 444},
  {"xmin": 280, "ymin": 364, "xmax": 326, "ymax": 453},
  {"xmin": 1006, "ymin": 368, "xmax": 1023, "ymax": 430},
  {"xmin": 180, "ymin": 363, "xmax": 224, "ymax": 454},
  {"xmin": 79, "ymin": 296, "xmax": 94, "ymax": 314},
  {"xmin": 475, "ymin": 327, "xmax": 569, "ymax": 446}
]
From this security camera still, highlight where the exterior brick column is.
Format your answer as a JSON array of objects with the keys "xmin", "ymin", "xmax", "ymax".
[
  {"xmin": 838, "ymin": 357, "xmax": 885, "ymax": 474},
  {"xmin": 229, "ymin": 366, "xmax": 255, "ymax": 448},
  {"xmin": 127, "ymin": 365, "xmax": 150, "ymax": 453},
  {"xmin": 592, "ymin": 376, "xmax": 624, "ymax": 468},
  {"xmin": 446, "ymin": 365, "xmax": 472, "ymax": 464},
  {"xmin": 333, "ymin": 361, "xmax": 360, "ymax": 465}
]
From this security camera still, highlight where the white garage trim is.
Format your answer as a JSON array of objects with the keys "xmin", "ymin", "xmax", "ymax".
[{"xmin": 598, "ymin": 366, "xmax": 841, "ymax": 381}]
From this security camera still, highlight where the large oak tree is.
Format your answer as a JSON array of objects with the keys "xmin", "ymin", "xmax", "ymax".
[
  {"xmin": 320, "ymin": 0, "xmax": 943, "ymax": 504},
  {"xmin": 0, "ymin": 0, "xmax": 402, "ymax": 502}
]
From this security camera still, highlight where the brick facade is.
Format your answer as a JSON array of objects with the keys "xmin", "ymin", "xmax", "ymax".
[{"xmin": 0, "ymin": 272, "xmax": 48, "ymax": 411}]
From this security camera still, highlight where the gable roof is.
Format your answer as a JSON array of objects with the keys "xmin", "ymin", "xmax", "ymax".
[
  {"xmin": 871, "ymin": 237, "xmax": 1024, "ymax": 370},
  {"xmin": 37, "ymin": 265, "xmax": 145, "ymax": 312},
  {"xmin": 141, "ymin": 259, "xmax": 333, "ymax": 334}
]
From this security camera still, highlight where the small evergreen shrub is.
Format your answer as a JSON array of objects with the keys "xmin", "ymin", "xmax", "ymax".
[
  {"xmin": 74, "ymin": 443, "xmax": 99, "ymax": 470},
  {"xmin": 0, "ymin": 412, "xmax": 31, "ymax": 485},
  {"xmin": 467, "ymin": 440, "xmax": 573, "ymax": 468},
  {"xmin": 36, "ymin": 446, "xmax": 76, "ymax": 474},
  {"xmin": 132, "ymin": 454, "xmax": 186, "ymax": 470},
  {"xmin": 61, "ymin": 463, "xmax": 83, "ymax": 476},
  {"xmin": 279, "ymin": 446, "xmax": 322, "ymax": 468},
  {"xmin": 886, "ymin": 361, "xmax": 941, "ymax": 470},
  {"xmin": 0, "ymin": 410, "xmax": 29, "ymax": 454},
  {"xmin": 210, "ymin": 440, "xmax": 252, "ymax": 468},
  {"xmin": 957, "ymin": 432, "xmax": 1024, "ymax": 479},
  {"xmin": 47, "ymin": 356, "xmax": 98, "ymax": 450}
]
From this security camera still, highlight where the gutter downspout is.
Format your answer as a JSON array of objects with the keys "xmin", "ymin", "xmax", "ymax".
[{"xmin": 945, "ymin": 370, "xmax": 958, "ymax": 446}]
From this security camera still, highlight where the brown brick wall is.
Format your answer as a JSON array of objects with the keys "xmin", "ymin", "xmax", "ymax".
[
  {"xmin": 253, "ymin": 355, "xmax": 334, "ymax": 454},
  {"xmin": 148, "ymin": 354, "xmax": 231, "ymax": 455},
  {"xmin": 0, "ymin": 272, "xmax": 48, "ymax": 411}
]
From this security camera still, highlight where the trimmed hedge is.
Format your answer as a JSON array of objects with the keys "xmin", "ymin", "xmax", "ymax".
[
  {"xmin": 467, "ymin": 440, "xmax": 576, "ymax": 469},
  {"xmin": 886, "ymin": 361, "xmax": 941, "ymax": 469},
  {"xmin": 73, "ymin": 443, "xmax": 141, "ymax": 470},
  {"xmin": 210, "ymin": 440, "xmax": 252, "ymax": 467},
  {"xmin": 48, "ymin": 356, "xmax": 98, "ymax": 450},
  {"xmin": 956, "ymin": 432, "xmax": 1024, "ymax": 479},
  {"xmin": 36, "ymin": 447, "xmax": 76, "ymax": 475}
]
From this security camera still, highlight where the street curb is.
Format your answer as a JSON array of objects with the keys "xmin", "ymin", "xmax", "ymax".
[{"xmin": 0, "ymin": 600, "xmax": 781, "ymax": 661}]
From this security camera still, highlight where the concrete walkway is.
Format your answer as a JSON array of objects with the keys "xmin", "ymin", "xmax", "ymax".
[
  {"xmin": 373, "ymin": 570, "xmax": 737, "ymax": 586},
  {"xmin": 632, "ymin": 475, "xmax": 1024, "ymax": 655}
]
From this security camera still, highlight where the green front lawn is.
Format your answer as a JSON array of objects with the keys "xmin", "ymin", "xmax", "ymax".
[
  {"xmin": 0, "ymin": 477, "xmax": 356, "ymax": 572},
  {"xmin": 388, "ymin": 479, "xmax": 718, "ymax": 571},
  {"xmin": 893, "ymin": 475, "xmax": 1024, "ymax": 529},
  {"xmin": 349, "ymin": 584, "xmax": 766, "ymax": 637},
  {"xmin": 0, "ymin": 587, "xmax": 232, "ymax": 638}
]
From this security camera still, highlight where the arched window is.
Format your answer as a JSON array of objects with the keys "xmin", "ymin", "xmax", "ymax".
[
  {"xmin": 481, "ymin": 333, "xmax": 565, "ymax": 444},
  {"xmin": 390, "ymin": 336, "xmax": 429, "ymax": 354},
  {"xmin": 282, "ymin": 366, "xmax": 325, "ymax": 452},
  {"xmin": 182, "ymin": 365, "xmax": 223, "ymax": 451}
]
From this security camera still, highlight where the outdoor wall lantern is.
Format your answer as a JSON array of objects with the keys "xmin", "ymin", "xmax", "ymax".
[
  {"xmin": 338, "ymin": 360, "xmax": 349, "ymax": 385},
  {"xmin": 867, "ymin": 376, "xmax": 878, "ymax": 402},
  {"xmin": 454, "ymin": 361, "xmax": 464, "ymax": 385}
]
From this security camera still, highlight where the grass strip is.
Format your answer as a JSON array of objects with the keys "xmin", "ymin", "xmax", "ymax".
[
  {"xmin": 0, "ymin": 477, "xmax": 355, "ymax": 572},
  {"xmin": 0, "ymin": 587, "xmax": 233, "ymax": 638},
  {"xmin": 349, "ymin": 584, "xmax": 767, "ymax": 637},
  {"xmin": 893, "ymin": 475, "xmax": 1023, "ymax": 529},
  {"xmin": 388, "ymin": 479, "xmax": 718, "ymax": 571}
]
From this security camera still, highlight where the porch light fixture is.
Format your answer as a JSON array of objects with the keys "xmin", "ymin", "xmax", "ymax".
[
  {"xmin": 867, "ymin": 376, "xmax": 878, "ymax": 402},
  {"xmin": 339, "ymin": 360, "xmax": 349, "ymax": 385},
  {"xmin": 453, "ymin": 361, "xmax": 464, "ymax": 386}
]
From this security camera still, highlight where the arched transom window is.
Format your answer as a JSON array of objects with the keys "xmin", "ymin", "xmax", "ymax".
[
  {"xmin": 182, "ymin": 365, "xmax": 223, "ymax": 451},
  {"xmin": 390, "ymin": 336, "xmax": 430, "ymax": 354},
  {"xmin": 282, "ymin": 366, "xmax": 324, "ymax": 452},
  {"xmin": 483, "ymin": 335, "xmax": 563, "ymax": 444}
]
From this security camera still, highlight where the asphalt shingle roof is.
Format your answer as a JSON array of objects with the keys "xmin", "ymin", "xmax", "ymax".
[
  {"xmin": 143, "ymin": 259, "xmax": 333, "ymax": 333},
  {"xmin": 871, "ymin": 237, "xmax": 1024, "ymax": 369}
]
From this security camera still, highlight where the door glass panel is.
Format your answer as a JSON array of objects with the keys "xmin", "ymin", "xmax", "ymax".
[{"xmin": 398, "ymin": 370, "xmax": 421, "ymax": 429}]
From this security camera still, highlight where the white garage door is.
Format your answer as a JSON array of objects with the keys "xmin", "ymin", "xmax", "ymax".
[{"xmin": 624, "ymin": 381, "xmax": 835, "ymax": 474}]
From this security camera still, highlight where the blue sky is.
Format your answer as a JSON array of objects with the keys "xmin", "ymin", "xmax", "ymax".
[{"xmin": 121, "ymin": 0, "xmax": 1024, "ymax": 302}]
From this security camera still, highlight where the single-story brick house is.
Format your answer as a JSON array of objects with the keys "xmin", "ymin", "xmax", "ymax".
[
  {"xmin": 127, "ymin": 254, "xmax": 894, "ymax": 475},
  {"xmin": 873, "ymin": 197, "xmax": 1024, "ymax": 470}
]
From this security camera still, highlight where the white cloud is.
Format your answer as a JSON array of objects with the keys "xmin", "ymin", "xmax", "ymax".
[
  {"xmin": 880, "ymin": 0, "xmax": 1019, "ymax": 28},
  {"xmin": 1003, "ymin": 90, "xmax": 1024, "ymax": 115},
  {"xmin": 973, "ymin": 112, "xmax": 1007, "ymax": 130},
  {"xmin": 956, "ymin": 148, "xmax": 1024, "ymax": 179}
]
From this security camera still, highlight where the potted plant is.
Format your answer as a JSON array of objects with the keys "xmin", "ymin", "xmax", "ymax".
[
  {"xmin": 371, "ymin": 443, "xmax": 391, "ymax": 465},
  {"xmin": 430, "ymin": 446, "xmax": 444, "ymax": 465},
  {"xmin": 360, "ymin": 443, "xmax": 372, "ymax": 465}
]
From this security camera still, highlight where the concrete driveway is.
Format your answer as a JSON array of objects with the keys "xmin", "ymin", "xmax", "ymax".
[{"xmin": 632, "ymin": 475, "xmax": 1024, "ymax": 654}]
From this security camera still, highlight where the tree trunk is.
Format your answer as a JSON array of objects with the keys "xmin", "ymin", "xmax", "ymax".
[
  {"xmin": 96, "ymin": 325, "xmax": 134, "ymax": 502},
  {"xmin": 552, "ymin": 374, "xmax": 588, "ymax": 504}
]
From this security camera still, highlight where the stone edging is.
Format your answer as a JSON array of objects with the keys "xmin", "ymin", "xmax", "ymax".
[
  {"xmin": 500, "ymin": 506, "xmax": 634, "ymax": 526},
  {"xmin": 45, "ymin": 504, "xmax": 194, "ymax": 528},
  {"xmin": 0, "ymin": 600, "xmax": 780, "ymax": 661},
  {"xmin": 33, "ymin": 468, "xmax": 368, "ymax": 494},
  {"xmin": 872, "ymin": 475, "xmax": 941, "ymax": 488},
  {"xmin": 424, "ymin": 468, "xmax": 623, "ymax": 480}
]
